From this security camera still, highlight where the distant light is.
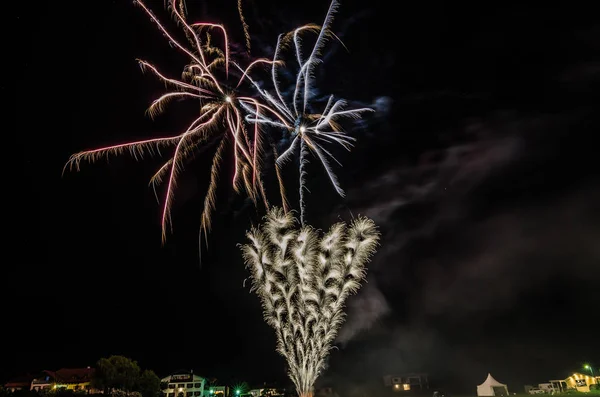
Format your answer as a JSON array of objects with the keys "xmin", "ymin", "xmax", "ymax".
[
  {"xmin": 179, "ymin": 389, "xmax": 183, "ymax": 392},
  {"xmin": 225, "ymin": 96, "xmax": 232, "ymax": 103},
  {"xmin": 299, "ymin": 126, "xmax": 306, "ymax": 133},
  {"xmin": 236, "ymin": 390, "xmax": 240, "ymax": 395}
]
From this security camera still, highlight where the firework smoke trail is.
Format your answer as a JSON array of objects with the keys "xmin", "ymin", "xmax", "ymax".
[
  {"xmin": 64, "ymin": 0, "xmax": 286, "ymax": 243},
  {"xmin": 238, "ymin": 0, "xmax": 374, "ymax": 225},
  {"xmin": 241, "ymin": 208, "xmax": 380, "ymax": 397}
]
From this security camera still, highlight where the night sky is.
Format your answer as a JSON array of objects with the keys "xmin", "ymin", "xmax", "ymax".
[{"xmin": 6, "ymin": 0, "xmax": 599, "ymax": 393}]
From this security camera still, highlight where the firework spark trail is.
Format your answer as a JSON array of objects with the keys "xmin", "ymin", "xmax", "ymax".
[
  {"xmin": 241, "ymin": 208, "xmax": 380, "ymax": 397},
  {"xmin": 237, "ymin": 0, "xmax": 251, "ymax": 54},
  {"xmin": 65, "ymin": 0, "xmax": 289, "ymax": 243},
  {"xmin": 239, "ymin": 0, "xmax": 374, "ymax": 223},
  {"xmin": 299, "ymin": 140, "xmax": 310, "ymax": 225}
]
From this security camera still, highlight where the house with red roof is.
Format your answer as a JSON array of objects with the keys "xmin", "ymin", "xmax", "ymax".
[
  {"xmin": 4, "ymin": 374, "xmax": 36, "ymax": 392},
  {"xmin": 29, "ymin": 367, "xmax": 97, "ymax": 393}
]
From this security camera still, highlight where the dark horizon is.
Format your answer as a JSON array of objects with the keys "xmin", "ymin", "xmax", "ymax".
[{"xmin": 6, "ymin": 0, "xmax": 599, "ymax": 394}]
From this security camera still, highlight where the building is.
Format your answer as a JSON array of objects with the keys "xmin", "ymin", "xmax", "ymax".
[
  {"xmin": 4, "ymin": 374, "xmax": 36, "ymax": 392},
  {"xmin": 47, "ymin": 367, "xmax": 95, "ymax": 392},
  {"xmin": 30, "ymin": 372, "xmax": 54, "ymax": 392},
  {"xmin": 248, "ymin": 388, "xmax": 283, "ymax": 397},
  {"xmin": 549, "ymin": 372, "xmax": 599, "ymax": 393},
  {"xmin": 208, "ymin": 386, "xmax": 229, "ymax": 397},
  {"xmin": 5, "ymin": 368, "xmax": 95, "ymax": 393},
  {"xmin": 162, "ymin": 371, "xmax": 207, "ymax": 397},
  {"xmin": 383, "ymin": 373, "xmax": 429, "ymax": 392}
]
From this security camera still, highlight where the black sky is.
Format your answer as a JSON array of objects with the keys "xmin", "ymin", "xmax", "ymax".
[{"xmin": 5, "ymin": 0, "xmax": 599, "ymax": 393}]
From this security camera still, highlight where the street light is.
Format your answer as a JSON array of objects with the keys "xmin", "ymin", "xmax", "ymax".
[
  {"xmin": 236, "ymin": 390, "xmax": 240, "ymax": 396},
  {"xmin": 584, "ymin": 364, "xmax": 595, "ymax": 377}
]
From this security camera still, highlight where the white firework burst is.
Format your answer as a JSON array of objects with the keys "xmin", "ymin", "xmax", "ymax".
[
  {"xmin": 240, "ymin": 208, "xmax": 380, "ymax": 397},
  {"xmin": 238, "ymin": 0, "xmax": 374, "ymax": 225}
]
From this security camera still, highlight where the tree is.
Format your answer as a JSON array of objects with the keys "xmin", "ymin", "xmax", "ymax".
[
  {"xmin": 92, "ymin": 355, "xmax": 141, "ymax": 394},
  {"xmin": 137, "ymin": 370, "xmax": 161, "ymax": 397},
  {"xmin": 241, "ymin": 208, "xmax": 379, "ymax": 397}
]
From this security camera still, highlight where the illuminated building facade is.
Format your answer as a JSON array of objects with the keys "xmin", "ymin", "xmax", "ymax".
[
  {"xmin": 550, "ymin": 372, "xmax": 599, "ymax": 393},
  {"xmin": 50, "ymin": 368, "xmax": 94, "ymax": 392},
  {"xmin": 4, "ymin": 368, "xmax": 96, "ymax": 393},
  {"xmin": 383, "ymin": 373, "xmax": 430, "ymax": 392},
  {"xmin": 162, "ymin": 372, "xmax": 207, "ymax": 397},
  {"xmin": 30, "ymin": 373, "xmax": 54, "ymax": 392},
  {"xmin": 208, "ymin": 386, "xmax": 230, "ymax": 397},
  {"xmin": 248, "ymin": 388, "xmax": 283, "ymax": 397}
]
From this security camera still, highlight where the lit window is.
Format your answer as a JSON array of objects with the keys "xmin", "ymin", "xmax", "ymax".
[{"xmin": 403, "ymin": 385, "xmax": 410, "ymax": 391}]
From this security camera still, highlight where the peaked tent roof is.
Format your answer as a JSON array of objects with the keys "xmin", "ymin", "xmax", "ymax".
[{"xmin": 478, "ymin": 374, "xmax": 507, "ymax": 387}]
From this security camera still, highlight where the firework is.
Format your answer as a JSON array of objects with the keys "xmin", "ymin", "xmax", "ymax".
[
  {"xmin": 241, "ymin": 207, "xmax": 380, "ymax": 397},
  {"xmin": 64, "ymin": 0, "xmax": 286, "ymax": 242},
  {"xmin": 238, "ymin": 0, "xmax": 374, "ymax": 225}
]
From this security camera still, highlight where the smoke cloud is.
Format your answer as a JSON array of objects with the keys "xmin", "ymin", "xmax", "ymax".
[{"xmin": 322, "ymin": 105, "xmax": 600, "ymax": 392}]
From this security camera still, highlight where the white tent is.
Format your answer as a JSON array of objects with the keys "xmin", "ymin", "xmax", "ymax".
[{"xmin": 477, "ymin": 373, "xmax": 509, "ymax": 397}]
